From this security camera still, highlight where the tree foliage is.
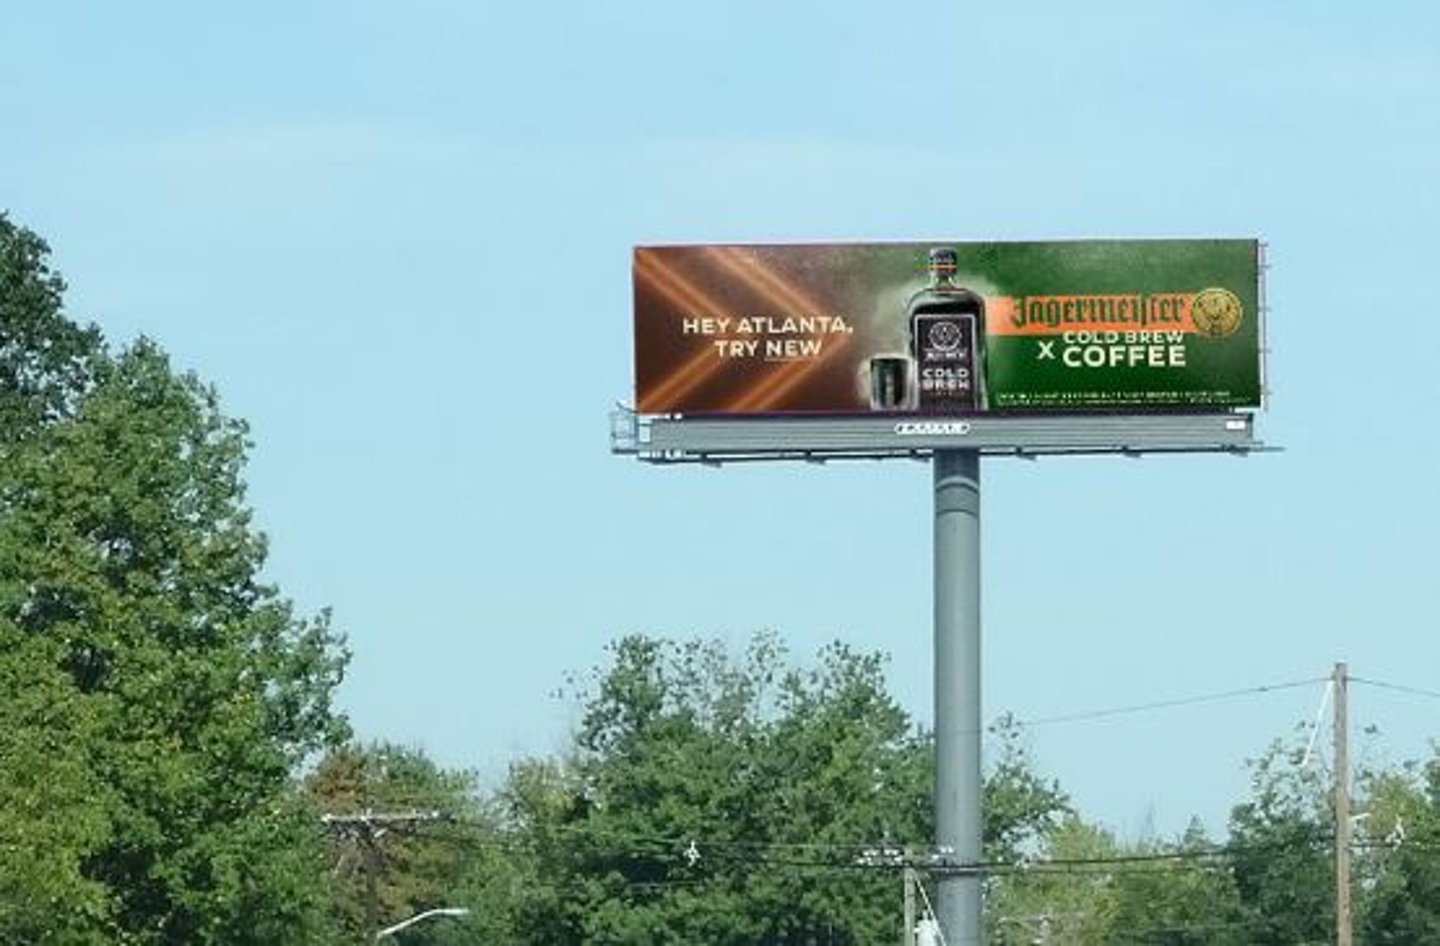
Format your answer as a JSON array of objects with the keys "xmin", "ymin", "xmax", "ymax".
[
  {"xmin": 494, "ymin": 632, "xmax": 1071, "ymax": 946},
  {"xmin": 305, "ymin": 741, "xmax": 499, "ymax": 943},
  {"xmin": 0, "ymin": 216, "xmax": 348, "ymax": 943},
  {"xmin": 499, "ymin": 634, "xmax": 920, "ymax": 944},
  {"xmin": 1225, "ymin": 739, "xmax": 1335, "ymax": 945},
  {"xmin": 335, "ymin": 674, "xmax": 1440, "ymax": 946},
  {"xmin": 1095, "ymin": 824, "xmax": 1254, "ymax": 946},
  {"xmin": 0, "ymin": 212, "xmax": 101, "ymax": 446},
  {"xmin": 987, "ymin": 815, "xmax": 1116, "ymax": 944},
  {"xmin": 1353, "ymin": 758, "xmax": 1440, "ymax": 944}
]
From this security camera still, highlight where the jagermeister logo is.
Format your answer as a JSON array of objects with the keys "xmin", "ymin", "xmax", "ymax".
[
  {"xmin": 928, "ymin": 320, "xmax": 963, "ymax": 351},
  {"xmin": 1191, "ymin": 287, "xmax": 1244, "ymax": 338}
]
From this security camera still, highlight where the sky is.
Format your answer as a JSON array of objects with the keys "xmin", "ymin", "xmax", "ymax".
[{"xmin": 3, "ymin": 0, "xmax": 1439, "ymax": 840}]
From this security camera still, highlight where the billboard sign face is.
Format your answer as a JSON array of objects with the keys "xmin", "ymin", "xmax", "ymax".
[{"xmin": 633, "ymin": 240, "xmax": 1262, "ymax": 416}]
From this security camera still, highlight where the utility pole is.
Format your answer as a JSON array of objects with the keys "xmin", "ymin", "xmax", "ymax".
[
  {"xmin": 1333, "ymin": 662, "xmax": 1352, "ymax": 946},
  {"xmin": 320, "ymin": 809, "xmax": 446, "ymax": 941},
  {"xmin": 904, "ymin": 866, "xmax": 917, "ymax": 946}
]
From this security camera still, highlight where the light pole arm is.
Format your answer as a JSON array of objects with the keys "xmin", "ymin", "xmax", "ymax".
[{"xmin": 375, "ymin": 907, "xmax": 471, "ymax": 940}]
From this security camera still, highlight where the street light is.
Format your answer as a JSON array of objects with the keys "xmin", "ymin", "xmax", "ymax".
[{"xmin": 375, "ymin": 907, "xmax": 471, "ymax": 940}]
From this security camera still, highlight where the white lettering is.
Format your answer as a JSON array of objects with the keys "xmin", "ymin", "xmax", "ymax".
[
  {"xmin": 683, "ymin": 317, "xmax": 729, "ymax": 335},
  {"xmin": 894, "ymin": 421, "xmax": 973, "ymax": 436},
  {"xmin": 765, "ymin": 338, "xmax": 824, "ymax": 358},
  {"xmin": 713, "ymin": 340, "xmax": 759, "ymax": 358},
  {"xmin": 1061, "ymin": 342, "xmax": 1188, "ymax": 369}
]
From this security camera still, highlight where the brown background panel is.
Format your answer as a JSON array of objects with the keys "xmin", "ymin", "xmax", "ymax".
[{"xmin": 634, "ymin": 246, "xmax": 876, "ymax": 414}]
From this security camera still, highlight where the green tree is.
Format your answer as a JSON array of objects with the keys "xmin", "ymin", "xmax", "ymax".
[
  {"xmin": 306, "ymin": 742, "xmax": 502, "ymax": 943},
  {"xmin": 983, "ymin": 715, "xmax": 1070, "ymax": 866},
  {"xmin": 1, "ymin": 223, "xmax": 349, "ymax": 943},
  {"xmin": 502, "ymin": 633, "xmax": 1070, "ymax": 946},
  {"xmin": 987, "ymin": 815, "xmax": 1115, "ymax": 945},
  {"xmin": 0, "ymin": 635, "xmax": 114, "ymax": 942},
  {"xmin": 500, "ymin": 756, "xmax": 586, "ymax": 944},
  {"xmin": 0, "ymin": 213, "xmax": 101, "ymax": 445},
  {"xmin": 500, "ymin": 634, "xmax": 920, "ymax": 944},
  {"xmin": 1093, "ymin": 823, "xmax": 1254, "ymax": 946},
  {"xmin": 1354, "ymin": 758, "xmax": 1440, "ymax": 943},
  {"xmin": 1226, "ymin": 740, "xmax": 1333, "ymax": 945}
]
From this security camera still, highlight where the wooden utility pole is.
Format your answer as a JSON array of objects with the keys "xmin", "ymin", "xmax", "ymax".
[
  {"xmin": 903, "ymin": 866, "xmax": 917, "ymax": 946},
  {"xmin": 1333, "ymin": 662, "xmax": 1352, "ymax": 946},
  {"xmin": 320, "ymin": 809, "xmax": 445, "ymax": 941}
]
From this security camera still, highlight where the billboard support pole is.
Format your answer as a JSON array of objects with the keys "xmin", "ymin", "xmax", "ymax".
[{"xmin": 933, "ymin": 449, "xmax": 983, "ymax": 945}]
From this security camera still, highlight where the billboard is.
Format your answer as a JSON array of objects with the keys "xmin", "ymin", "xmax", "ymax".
[{"xmin": 633, "ymin": 240, "xmax": 1262, "ymax": 416}]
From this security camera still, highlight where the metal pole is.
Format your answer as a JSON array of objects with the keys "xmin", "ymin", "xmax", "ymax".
[
  {"xmin": 1333, "ymin": 662, "xmax": 1352, "ymax": 946},
  {"xmin": 934, "ymin": 449, "xmax": 983, "ymax": 945}
]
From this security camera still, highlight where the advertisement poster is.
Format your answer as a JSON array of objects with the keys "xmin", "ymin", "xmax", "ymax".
[{"xmin": 633, "ymin": 240, "xmax": 1262, "ymax": 416}]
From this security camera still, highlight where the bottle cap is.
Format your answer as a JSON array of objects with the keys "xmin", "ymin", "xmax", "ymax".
[{"xmin": 928, "ymin": 247, "xmax": 958, "ymax": 276}]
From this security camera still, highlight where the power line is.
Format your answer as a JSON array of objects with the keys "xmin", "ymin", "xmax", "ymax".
[
  {"xmin": 1014, "ymin": 676, "xmax": 1326, "ymax": 728},
  {"xmin": 435, "ymin": 812, "xmax": 1440, "ymax": 868},
  {"xmin": 432, "ymin": 823, "xmax": 1332, "ymax": 876},
  {"xmin": 1351, "ymin": 676, "xmax": 1440, "ymax": 702}
]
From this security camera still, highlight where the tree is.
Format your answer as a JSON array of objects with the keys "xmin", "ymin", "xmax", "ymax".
[
  {"xmin": 0, "ymin": 213, "xmax": 101, "ymax": 446},
  {"xmin": 500, "ymin": 755, "xmax": 588, "ymax": 944},
  {"xmin": 1354, "ymin": 758, "xmax": 1440, "ymax": 943},
  {"xmin": 1225, "ymin": 739, "xmax": 1333, "ymax": 945},
  {"xmin": 983, "ymin": 714, "xmax": 1070, "ymax": 866},
  {"xmin": 0, "ymin": 630, "xmax": 114, "ymax": 942},
  {"xmin": 986, "ymin": 815, "xmax": 1115, "ymax": 945},
  {"xmin": 498, "ymin": 633, "xmax": 923, "ymax": 944},
  {"xmin": 306, "ymin": 741, "xmax": 501, "ymax": 944},
  {"xmin": 1091, "ymin": 823, "xmax": 1254, "ymax": 946},
  {"xmin": 500, "ymin": 633, "xmax": 1071, "ymax": 946},
  {"xmin": 0, "ymin": 223, "xmax": 350, "ymax": 943}
]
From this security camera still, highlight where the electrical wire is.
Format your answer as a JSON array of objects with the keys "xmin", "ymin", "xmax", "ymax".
[
  {"xmin": 1351, "ymin": 676, "xmax": 1440, "ymax": 702},
  {"xmin": 1014, "ymin": 676, "xmax": 1327, "ymax": 728},
  {"xmin": 428, "ymin": 815, "xmax": 1440, "ymax": 875},
  {"xmin": 417, "ymin": 816, "xmax": 1335, "ymax": 879}
]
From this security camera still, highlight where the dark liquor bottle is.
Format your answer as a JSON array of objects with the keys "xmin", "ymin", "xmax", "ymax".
[{"xmin": 906, "ymin": 247, "xmax": 986, "ymax": 413}]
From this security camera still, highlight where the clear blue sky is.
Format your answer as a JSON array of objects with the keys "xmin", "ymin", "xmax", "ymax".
[{"xmin": 4, "ymin": 1, "xmax": 1438, "ymax": 839}]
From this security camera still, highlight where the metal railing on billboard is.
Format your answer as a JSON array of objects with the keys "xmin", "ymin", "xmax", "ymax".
[{"xmin": 609, "ymin": 406, "xmax": 1265, "ymax": 465}]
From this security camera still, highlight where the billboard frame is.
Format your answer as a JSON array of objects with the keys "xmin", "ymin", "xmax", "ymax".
[
  {"xmin": 633, "ymin": 239, "xmax": 1268, "ymax": 419},
  {"xmin": 611, "ymin": 409, "xmax": 1265, "ymax": 464}
]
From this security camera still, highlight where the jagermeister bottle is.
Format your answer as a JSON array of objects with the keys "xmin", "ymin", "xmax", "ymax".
[{"xmin": 906, "ymin": 247, "xmax": 987, "ymax": 413}]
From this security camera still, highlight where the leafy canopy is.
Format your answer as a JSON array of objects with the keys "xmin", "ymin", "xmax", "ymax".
[{"xmin": 0, "ymin": 215, "xmax": 348, "ymax": 944}]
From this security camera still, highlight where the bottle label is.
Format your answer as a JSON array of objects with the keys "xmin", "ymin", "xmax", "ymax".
[{"xmin": 914, "ymin": 313, "xmax": 980, "ymax": 412}]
